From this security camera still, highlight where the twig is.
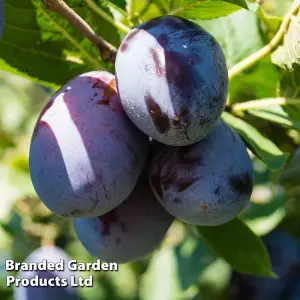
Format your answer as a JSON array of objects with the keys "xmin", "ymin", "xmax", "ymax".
[
  {"xmin": 44, "ymin": 0, "xmax": 117, "ymax": 63},
  {"xmin": 228, "ymin": 0, "xmax": 300, "ymax": 80},
  {"xmin": 84, "ymin": 0, "xmax": 131, "ymax": 34},
  {"xmin": 232, "ymin": 97, "xmax": 300, "ymax": 112}
]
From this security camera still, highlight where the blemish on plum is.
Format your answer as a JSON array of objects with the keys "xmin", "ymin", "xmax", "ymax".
[
  {"xmin": 150, "ymin": 174, "xmax": 163, "ymax": 198},
  {"xmin": 99, "ymin": 210, "xmax": 118, "ymax": 236},
  {"xmin": 214, "ymin": 186, "xmax": 220, "ymax": 196},
  {"xmin": 173, "ymin": 197, "xmax": 182, "ymax": 204},
  {"xmin": 120, "ymin": 29, "xmax": 140, "ymax": 52},
  {"xmin": 145, "ymin": 94, "xmax": 170, "ymax": 134},
  {"xmin": 150, "ymin": 48, "xmax": 165, "ymax": 77},
  {"xmin": 177, "ymin": 176, "xmax": 197, "ymax": 192},
  {"xmin": 97, "ymin": 78, "xmax": 117, "ymax": 106},
  {"xmin": 229, "ymin": 172, "xmax": 253, "ymax": 195}
]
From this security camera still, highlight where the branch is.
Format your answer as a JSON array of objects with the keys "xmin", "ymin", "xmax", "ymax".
[
  {"xmin": 228, "ymin": 1, "xmax": 300, "ymax": 80},
  {"xmin": 232, "ymin": 97, "xmax": 300, "ymax": 112},
  {"xmin": 43, "ymin": 0, "xmax": 117, "ymax": 63}
]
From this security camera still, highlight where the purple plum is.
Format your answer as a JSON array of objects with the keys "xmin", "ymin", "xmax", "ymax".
[
  {"xmin": 73, "ymin": 172, "xmax": 174, "ymax": 263},
  {"xmin": 149, "ymin": 120, "xmax": 254, "ymax": 226},
  {"xmin": 14, "ymin": 246, "xmax": 78, "ymax": 300},
  {"xmin": 29, "ymin": 71, "xmax": 149, "ymax": 218},
  {"xmin": 115, "ymin": 16, "xmax": 228, "ymax": 146}
]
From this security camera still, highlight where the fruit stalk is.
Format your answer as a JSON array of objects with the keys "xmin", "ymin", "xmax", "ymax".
[
  {"xmin": 43, "ymin": 0, "xmax": 117, "ymax": 63},
  {"xmin": 232, "ymin": 97, "xmax": 300, "ymax": 112}
]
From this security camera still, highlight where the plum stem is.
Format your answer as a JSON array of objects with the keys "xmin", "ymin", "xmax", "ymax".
[
  {"xmin": 228, "ymin": 1, "xmax": 300, "ymax": 80},
  {"xmin": 231, "ymin": 97, "xmax": 300, "ymax": 112},
  {"xmin": 84, "ymin": 0, "xmax": 131, "ymax": 34},
  {"xmin": 43, "ymin": 0, "xmax": 118, "ymax": 63}
]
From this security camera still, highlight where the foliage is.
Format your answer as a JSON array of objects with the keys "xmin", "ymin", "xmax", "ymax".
[{"xmin": 1, "ymin": 0, "xmax": 300, "ymax": 299}]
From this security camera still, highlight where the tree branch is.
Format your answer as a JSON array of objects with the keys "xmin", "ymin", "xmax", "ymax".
[
  {"xmin": 228, "ymin": 0, "xmax": 300, "ymax": 80},
  {"xmin": 43, "ymin": 0, "xmax": 117, "ymax": 63}
]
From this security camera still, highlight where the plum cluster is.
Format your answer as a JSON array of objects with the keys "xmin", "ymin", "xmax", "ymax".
[{"xmin": 29, "ymin": 16, "xmax": 254, "ymax": 263}]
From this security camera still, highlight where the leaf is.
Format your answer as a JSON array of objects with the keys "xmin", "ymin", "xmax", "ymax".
[
  {"xmin": 229, "ymin": 61, "xmax": 279, "ymax": 103},
  {"xmin": 222, "ymin": 112, "xmax": 289, "ymax": 170},
  {"xmin": 0, "ymin": 0, "xmax": 3, "ymax": 39},
  {"xmin": 0, "ymin": 0, "xmax": 120, "ymax": 85},
  {"xmin": 272, "ymin": 9, "xmax": 300, "ymax": 70},
  {"xmin": 197, "ymin": 9, "xmax": 264, "ymax": 68},
  {"xmin": 247, "ymin": 105, "xmax": 300, "ymax": 130},
  {"xmin": 170, "ymin": 0, "xmax": 250, "ymax": 20},
  {"xmin": 196, "ymin": 218, "xmax": 273, "ymax": 276},
  {"xmin": 140, "ymin": 235, "xmax": 216, "ymax": 300}
]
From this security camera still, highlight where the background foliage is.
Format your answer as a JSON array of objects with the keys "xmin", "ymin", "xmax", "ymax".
[{"xmin": 1, "ymin": 0, "xmax": 300, "ymax": 299}]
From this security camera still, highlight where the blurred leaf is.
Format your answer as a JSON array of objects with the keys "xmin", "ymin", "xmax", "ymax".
[
  {"xmin": 0, "ymin": 0, "xmax": 3, "ymax": 39},
  {"xmin": 281, "ymin": 148, "xmax": 300, "ymax": 185},
  {"xmin": 229, "ymin": 61, "xmax": 279, "ymax": 102},
  {"xmin": 170, "ymin": 0, "xmax": 250, "ymax": 20},
  {"xmin": 196, "ymin": 218, "xmax": 273, "ymax": 276},
  {"xmin": 0, "ymin": 0, "xmax": 121, "ymax": 85},
  {"xmin": 198, "ymin": 9, "xmax": 263, "ymax": 68},
  {"xmin": 222, "ymin": 112, "xmax": 289, "ymax": 170},
  {"xmin": 272, "ymin": 9, "xmax": 300, "ymax": 70},
  {"xmin": 247, "ymin": 105, "xmax": 300, "ymax": 130},
  {"xmin": 140, "ymin": 247, "xmax": 180, "ymax": 300},
  {"xmin": 140, "ymin": 235, "xmax": 216, "ymax": 300},
  {"xmin": 242, "ymin": 194, "xmax": 285, "ymax": 220},
  {"xmin": 258, "ymin": 6, "xmax": 282, "ymax": 34}
]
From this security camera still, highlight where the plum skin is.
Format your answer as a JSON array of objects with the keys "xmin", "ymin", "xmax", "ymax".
[
  {"xmin": 228, "ymin": 231, "xmax": 300, "ymax": 300},
  {"xmin": 149, "ymin": 120, "xmax": 254, "ymax": 226},
  {"xmin": 73, "ymin": 172, "xmax": 174, "ymax": 263},
  {"xmin": 29, "ymin": 71, "xmax": 149, "ymax": 218},
  {"xmin": 14, "ymin": 246, "xmax": 78, "ymax": 300},
  {"xmin": 115, "ymin": 15, "xmax": 228, "ymax": 146}
]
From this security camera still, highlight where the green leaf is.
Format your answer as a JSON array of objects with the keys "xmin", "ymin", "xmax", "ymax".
[
  {"xmin": 140, "ymin": 235, "xmax": 216, "ymax": 300},
  {"xmin": 0, "ymin": 0, "xmax": 121, "ymax": 85},
  {"xmin": 229, "ymin": 61, "xmax": 279, "ymax": 102},
  {"xmin": 247, "ymin": 105, "xmax": 300, "ymax": 130},
  {"xmin": 196, "ymin": 218, "xmax": 273, "ymax": 276},
  {"xmin": 198, "ymin": 9, "xmax": 264, "ymax": 68},
  {"xmin": 222, "ymin": 112, "xmax": 289, "ymax": 170},
  {"xmin": 272, "ymin": 9, "xmax": 300, "ymax": 70},
  {"xmin": 170, "ymin": 0, "xmax": 250, "ymax": 20}
]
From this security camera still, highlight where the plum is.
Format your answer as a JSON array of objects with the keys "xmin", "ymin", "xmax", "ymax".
[
  {"xmin": 14, "ymin": 246, "xmax": 78, "ymax": 300},
  {"xmin": 73, "ymin": 172, "xmax": 174, "ymax": 263},
  {"xmin": 115, "ymin": 15, "xmax": 228, "ymax": 146},
  {"xmin": 149, "ymin": 120, "xmax": 254, "ymax": 226},
  {"xmin": 228, "ymin": 231, "xmax": 300, "ymax": 300},
  {"xmin": 29, "ymin": 71, "xmax": 149, "ymax": 218}
]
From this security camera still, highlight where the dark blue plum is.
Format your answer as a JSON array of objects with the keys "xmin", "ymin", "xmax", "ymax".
[
  {"xmin": 149, "ymin": 120, "xmax": 254, "ymax": 226},
  {"xmin": 228, "ymin": 230, "xmax": 300, "ymax": 300},
  {"xmin": 29, "ymin": 71, "xmax": 149, "ymax": 218},
  {"xmin": 14, "ymin": 246, "xmax": 78, "ymax": 300},
  {"xmin": 115, "ymin": 16, "xmax": 228, "ymax": 146},
  {"xmin": 73, "ymin": 172, "xmax": 174, "ymax": 263}
]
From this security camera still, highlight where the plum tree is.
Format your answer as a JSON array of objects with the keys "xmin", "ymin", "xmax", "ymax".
[
  {"xmin": 14, "ymin": 246, "xmax": 78, "ymax": 300},
  {"xmin": 115, "ymin": 15, "xmax": 228, "ymax": 146},
  {"xmin": 149, "ymin": 120, "xmax": 254, "ymax": 226},
  {"xmin": 73, "ymin": 172, "xmax": 174, "ymax": 263},
  {"xmin": 228, "ymin": 231, "xmax": 300, "ymax": 300},
  {"xmin": 29, "ymin": 71, "xmax": 149, "ymax": 218}
]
